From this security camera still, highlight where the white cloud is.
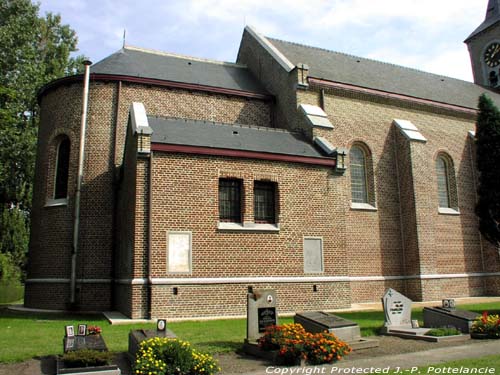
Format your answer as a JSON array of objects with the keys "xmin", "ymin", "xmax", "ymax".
[{"xmin": 37, "ymin": 0, "xmax": 488, "ymax": 81}]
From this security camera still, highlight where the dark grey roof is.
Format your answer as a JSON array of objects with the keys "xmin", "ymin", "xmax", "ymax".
[
  {"xmin": 268, "ymin": 38, "xmax": 500, "ymax": 110},
  {"xmin": 465, "ymin": 0, "xmax": 500, "ymax": 42},
  {"xmin": 91, "ymin": 46, "xmax": 268, "ymax": 95},
  {"xmin": 148, "ymin": 116, "xmax": 330, "ymax": 159}
]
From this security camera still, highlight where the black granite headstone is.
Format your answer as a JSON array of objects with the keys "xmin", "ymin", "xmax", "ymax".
[
  {"xmin": 63, "ymin": 335, "xmax": 108, "ymax": 353},
  {"xmin": 423, "ymin": 306, "xmax": 479, "ymax": 333},
  {"xmin": 258, "ymin": 307, "xmax": 277, "ymax": 332}
]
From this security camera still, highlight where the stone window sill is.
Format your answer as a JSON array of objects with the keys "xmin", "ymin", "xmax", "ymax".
[
  {"xmin": 217, "ymin": 222, "xmax": 280, "ymax": 232},
  {"xmin": 438, "ymin": 207, "xmax": 460, "ymax": 215},
  {"xmin": 45, "ymin": 198, "xmax": 68, "ymax": 207},
  {"xmin": 350, "ymin": 202, "xmax": 377, "ymax": 211}
]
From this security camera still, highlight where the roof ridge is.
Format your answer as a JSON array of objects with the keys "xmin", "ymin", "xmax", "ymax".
[
  {"xmin": 124, "ymin": 45, "xmax": 248, "ymax": 68},
  {"xmin": 147, "ymin": 115, "xmax": 296, "ymax": 134},
  {"xmin": 267, "ymin": 37, "xmax": 475, "ymax": 86}
]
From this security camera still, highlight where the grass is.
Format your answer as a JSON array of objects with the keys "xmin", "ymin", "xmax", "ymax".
[
  {"xmin": 0, "ymin": 301, "xmax": 499, "ymax": 363},
  {"xmin": 416, "ymin": 355, "xmax": 500, "ymax": 373}
]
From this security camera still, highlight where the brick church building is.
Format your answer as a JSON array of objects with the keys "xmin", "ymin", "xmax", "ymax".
[{"xmin": 25, "ymin": 1, "xmax": 500, "ymax": 319}]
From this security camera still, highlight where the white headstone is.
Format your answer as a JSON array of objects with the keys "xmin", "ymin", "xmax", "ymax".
[{"xmin": 382, "ymin": 288, "xmax": 412, "ymax": 327}]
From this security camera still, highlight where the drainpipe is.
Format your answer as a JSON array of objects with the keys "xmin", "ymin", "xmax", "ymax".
[
  {"xmin": 147, "ymin": 151, "xmax": 153, "ymax": 319},
  {"xmin": 70, "ymin": 60, "xmax": 92, "ymax": 306}
]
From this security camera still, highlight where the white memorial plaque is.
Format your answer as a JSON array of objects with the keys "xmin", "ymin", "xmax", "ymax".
[
  {"xmin": 168, "ymin": 232, "xmax": 191, "ymax": 273},
  {"xmin": 304, "ymin": 237, "xmax": 324, "ymax": 273}
]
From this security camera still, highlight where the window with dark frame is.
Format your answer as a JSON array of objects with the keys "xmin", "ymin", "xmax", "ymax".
[
  {"xmin": 350, "ymin": 146, "xmax": 368, "ymax": 204},
  {"xmin": 219, "ymin": 178, "xmax": 242, "ymax": 222},
  {"xmin": 436, "ymin": 156, "xmax": 451, "ymax": 208},
  {"xmin": 254, "ymin": 181, "xmax": 276, "ymax": 224},
  {"xmin": 54, "ymin": 137, "xmax": 70, "ymax": 200}
]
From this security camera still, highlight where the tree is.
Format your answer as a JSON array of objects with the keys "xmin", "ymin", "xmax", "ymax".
[
  {"xmin": 475, "ymin": 94, "xmax": 500, "ymax": 251},
  {"xmin": 0, "ymin": 0, "xmax": 85, "ymax": 277}
]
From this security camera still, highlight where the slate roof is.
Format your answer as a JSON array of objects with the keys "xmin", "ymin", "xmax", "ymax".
[
  {"xmin": 90, "ymin": 46, "xmax": 268, "ymax": 95},
  {"xmin": 148, "ymin": 116, "xmax": 329, "ymax": 159},
  {"xmin": 465, "ymin": 0, "xmax": 500, "ymax": 42},
  {"xmin": 268, "ymin": 37, "xmax": 500, "ymax": 110}
]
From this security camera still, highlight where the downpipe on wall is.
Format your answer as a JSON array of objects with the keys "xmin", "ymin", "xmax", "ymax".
[{"xmin": 70, "ymin": 60, "xmax": 92, "ymax": 306}]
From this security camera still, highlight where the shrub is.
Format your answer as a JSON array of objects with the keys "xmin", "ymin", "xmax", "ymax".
[
  {"xmin": 61, "ymin": 350, "xmax": 113, "ymax": 368},
  {"xmin": 471, "ymin": 311, "xmax": 500, "ymax": 338},
  {"xmin": 0, "ymin": 281, "xmax": 23, "ymax": 303},
  {"xmin": 258, "ymin": 323, "xmax": 351, "ymax": 365},
  {"xmin": 424, "ymin": 327, "xmax": 461, "ymax": 337},
  {"xmin": 134, "ymin": 337, "xmax": 220, "ymax": 375}
]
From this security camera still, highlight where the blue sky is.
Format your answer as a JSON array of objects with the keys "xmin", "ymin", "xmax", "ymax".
[{"xmin": 37, "ymin": 0, "xmax": 488, "ymax": 82}]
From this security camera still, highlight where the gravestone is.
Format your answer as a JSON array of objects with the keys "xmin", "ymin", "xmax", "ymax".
[
  {"xmin": 63, "ymin": 334, "xmax": 108, "ymax": 353},
  {"xmin": 246, "ymin": 289, "xmax": 278, "ymax": 342},
  {"xmin": 423, "ymin": 306, "xmax": 478, "ymax": 333},
  {"xmin": 294, "ymin": 311, "xmax": 379, "ymax": 350},
  {"xmin": 382, "ymin": 288, "xmax": 412, "ymax": 330},
  {"xmin": 295, "ymin": 311, "xmax": 358, "ymax": 341}
]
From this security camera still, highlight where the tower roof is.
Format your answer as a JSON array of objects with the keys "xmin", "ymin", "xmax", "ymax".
[{"xmin": 465, "ymin": 0, "xmax": 500, "ymax": 42}]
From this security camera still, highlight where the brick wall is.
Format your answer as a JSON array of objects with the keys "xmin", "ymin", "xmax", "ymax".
[
  {"xmin": 294, "ymin": 82, "xmax": 500, "ymax": 302},
  {"xmin": 27, "ymin": 35, "xmax": 500, "ymax": 318},
  {"xmin": 27, "ymin": 76, "xmax": 274, "ymax": 312}
]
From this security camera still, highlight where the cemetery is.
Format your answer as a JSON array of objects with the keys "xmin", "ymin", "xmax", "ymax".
[{"xmin": 1, "ymin": 290, "xmax": 500, "ymax": 374}]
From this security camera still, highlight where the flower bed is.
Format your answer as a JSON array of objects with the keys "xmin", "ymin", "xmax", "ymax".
[
  {"xmin": 133, "ymin": 337, "xmax": 220, "ymax": 375},
  {"xmin": 257, "ymin": 323, "xmax": 351, "ymax": 365},
  {"xmin": 470, "ymin": 312, "xmax": 500, "ymax": 339}
]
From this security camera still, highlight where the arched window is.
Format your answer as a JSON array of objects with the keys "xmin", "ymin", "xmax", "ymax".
[
  {"xmin": 435, "ymin": 153, "xmax": 459, "ymax": 212},
  {"xmin": 350, "ymin": 145, "xmax": 368, "ymax": 204},
  {"xmin": 436, "ymin": 156, "xmax": 450, "ymax": 208},
  {"xmin": 54, "ymin": 137, "xmax": 70, "ymax": 199}
]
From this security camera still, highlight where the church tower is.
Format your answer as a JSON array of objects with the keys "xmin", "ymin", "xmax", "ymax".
[{"xmin": 465, "ymin": 0, "xmax": 500, "ymax": 88}]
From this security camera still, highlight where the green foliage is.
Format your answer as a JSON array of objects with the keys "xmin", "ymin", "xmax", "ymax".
[
  {"xmin": 0, "ymin": 252, "xmax": 21, "ymax": 282},
  {"xmin": 134, "ymin": 337, "xmax": 220, "ymax": 375},
  {"xmin": 0, "ymin": 280, "xmax": 24, "ymax": 303},
  {"xmin": 475, "ymin": 94, "xmax": 500, "ymax": 249},
  {"xmin": 0, "ymin": 0, "xmax": 85, "ymax": 276},
  {"xmin": 61, "ymin": 349, "xmax": 113, "ymax": 368},
  {"xmin": 424, "ymin": 327, "xmax": 461, "ymax": 337},
  {"xmin": 0, "ymin": 207, "xmax": 29, "ymax": 277}
]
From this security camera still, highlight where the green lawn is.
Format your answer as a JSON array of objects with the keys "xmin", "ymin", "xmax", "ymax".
[
  {"xmin": 0, "ymin": 301, "xmax": 499, "ymax": 363},
  {"xmin": 413, "ymin": 355, "xmax": 500, "ymax": 373}
]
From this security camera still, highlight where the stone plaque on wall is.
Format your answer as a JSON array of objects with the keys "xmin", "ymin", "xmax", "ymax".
[
  {"xmin": 304, "ymin": 237, "xmax": 323, "ymax": 273},
  {"xmin": 167, "ymin": 232, "xmax": 191, "ymax": 273}
]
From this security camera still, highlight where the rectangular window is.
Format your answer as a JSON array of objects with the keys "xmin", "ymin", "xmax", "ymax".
[
  {"xmin": 219, "ymin": 178, "xmax": 242, "ymax": 222},
  {"xmin": 303, "ymin": 237, "xmax": 324, "ymax": 273},
  {"xmin": 167, "ymin": 232, "xmax": 192, "ymax": 273},
  {"xmin": 254, "ymin": 181, "xmax": 276, "ymax": 223}
]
